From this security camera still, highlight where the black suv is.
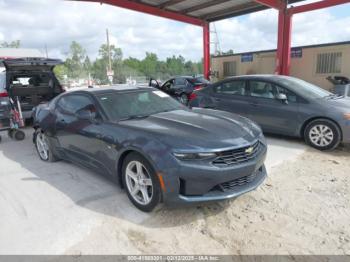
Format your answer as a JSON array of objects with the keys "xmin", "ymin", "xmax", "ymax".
[
  {"xmin": 0, "ymin": 57, "xmax": 64, "ymax": 119},
  {"xmin": 149, "ymin": 76, "xmax": 210, "ymax": 105}
]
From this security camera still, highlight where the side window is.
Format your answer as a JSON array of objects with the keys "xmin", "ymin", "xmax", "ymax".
[
  {"xmin": 249, "ymin": 81, "xmax": 276, "ymax": 99},
  {"xmin": 163, "ymin": 79, "xmax": 174, "ymax": 89},
  {"xmin": 175, "ymin": 78, "xmax": 186, "ymax": 85},
  {"xmin": 57, "ymin": 95, "xmax": 95, "ymax": 115},
  {"xmin": 215, "ymin": 81, "xmax": 246, "ymax": 95},
  {"xmin": 275, "ymin": 85, "xmax": 298, "ymax": 103}
]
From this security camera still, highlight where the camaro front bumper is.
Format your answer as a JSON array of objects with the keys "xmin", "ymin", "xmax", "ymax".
[{"xmin": 159, "ymin": 142, "xmax": 267, "ymax": 205}]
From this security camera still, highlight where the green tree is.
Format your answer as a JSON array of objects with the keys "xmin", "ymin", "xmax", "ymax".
[
  {"xmin": 53, "ymin": 64, "xmax": 69, "ymax": 82},
  {"xmin": 64, "ymin": 41, "xmax": 86, "ymax": 79},
  {"xmin": 0, "ymin": 40, "xmax": 20, "ymax": 48}
]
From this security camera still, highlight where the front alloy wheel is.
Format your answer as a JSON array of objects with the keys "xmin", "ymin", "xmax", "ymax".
[
  {"xmin": 305, "ymin": 119, "xmax": 341, "ymax": 151},
  {"xmin": 122, "ymin": 153, "xmax": 161, "ymax": 212},
  {"xmin": 35, "ymin": 130, "xmax": 59, "ymax": 162}
]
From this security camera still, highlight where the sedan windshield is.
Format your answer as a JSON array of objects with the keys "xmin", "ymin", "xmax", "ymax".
[
  {"xmin": 276, "ymin": 76, "xmax": 332, "ymax": 99},
  {"xmin": 98, "ymin": 89, "xmax": 184, "ymax": 121}
]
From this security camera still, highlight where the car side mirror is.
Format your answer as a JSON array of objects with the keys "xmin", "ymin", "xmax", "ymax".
[{"xmin": 277, "ymin": 93, "xmax": 288, "ymax": 104}]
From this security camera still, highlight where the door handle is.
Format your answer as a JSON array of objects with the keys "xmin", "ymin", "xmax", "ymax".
[
  {"xmin": 249, "ymin": 102, "xmax": 259, "ymax": 107},
  {"xmin": 214, "ymin": 98, "xmax": 221, "ymax": 102}
]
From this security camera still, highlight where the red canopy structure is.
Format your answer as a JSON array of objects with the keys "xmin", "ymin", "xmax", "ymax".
[{"xmin": 72, "ymin": 0, "xmax": 350, "ymax": 79}]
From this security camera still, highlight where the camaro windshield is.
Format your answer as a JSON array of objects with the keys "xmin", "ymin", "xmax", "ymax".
[
  {"xmin": 276, "ymin": 76, "xmax": 332, "ymax": 99},
  {"xmin": 98, "ymin": 90, "xmax": 184, "ymax": 121}
]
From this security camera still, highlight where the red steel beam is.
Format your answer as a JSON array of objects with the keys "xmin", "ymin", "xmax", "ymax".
[
  {"xmin": 72, "ymin": 0, "xmax": 205, "ymax": 26},
  {"xmin": 254, "ymin": 0, "xmax": 285, "ymax": 10},
  {"xmin": 289, "ymin": 0, "xmax": 350, "ymax": 14},
  {"xmin": 281, "ymin": 12, "xmax": 292, "ymax": 75},
  {"xmin": 203, "ymin": 22, "xmax": 211, "ymax": 80},
  {"xmin": 275, "ymin": 9, "xmax": 285, "ymax": 74}
]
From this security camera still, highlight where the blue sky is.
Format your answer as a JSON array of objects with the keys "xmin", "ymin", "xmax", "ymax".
[{"xmin": 0, "ymin": 0, "xmax": 349, "ymax": 61}]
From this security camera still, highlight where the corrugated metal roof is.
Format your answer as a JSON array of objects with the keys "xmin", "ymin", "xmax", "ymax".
[
  {"xmin": 78, "ymin": 0, "xmax": 305, "ymax": 23},
  {"xmin": 136, "ymin": 0, "xmax": 276, "ymax": 21}
]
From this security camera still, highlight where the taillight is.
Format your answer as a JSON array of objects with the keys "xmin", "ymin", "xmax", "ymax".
[
  {"xmin": 189, "ymin": 92, "xmax": 197, "ymax": 101},
  {"xmin": 0, "ymin": 91, "xmax": 8, "ymax": 97},
  {"xmin": 194, "ymin": 85, "xmax": 203, "ymax": 90}
]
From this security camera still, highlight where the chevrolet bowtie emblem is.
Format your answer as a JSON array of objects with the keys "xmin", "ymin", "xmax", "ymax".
[{"xmin": 245, "ymin": 147, "xmax": 254, "ymax": 155}]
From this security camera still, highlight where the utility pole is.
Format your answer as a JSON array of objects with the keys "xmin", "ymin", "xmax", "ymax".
[
  {"xmin": 106, "ymin": 28, "xmax": 113, "ymax": 83},
  {"xmin": 44, "ymin": 44, "xmax": 48, "ymax": 58}
]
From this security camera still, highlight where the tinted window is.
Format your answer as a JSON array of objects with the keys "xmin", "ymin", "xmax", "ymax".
[
  {"xmin": 175, "ymin": 78, "xmax": 186, "ymax": 85},
  {"xmin": 98, "ymin": 90, "xmax": 183, "ymax": 121},
  {"xmin": 250, "ymin": 81, "xmax": 275, "ymax": 99},
  {"xmin": 187, "ymin": 77, "xmax": 210, "ymax": 85},
  {"xmin": 57, "ymin": 95, "xmax": 94, "ymax": 115},
  {"xmin": 215, "ymin": 81, "xmax": 246, "ymax": 95}
]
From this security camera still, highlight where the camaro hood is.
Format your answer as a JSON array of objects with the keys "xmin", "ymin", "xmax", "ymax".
[{"xmin": 119, "ymin": 108, "xmax": 262, "ymax": 151}]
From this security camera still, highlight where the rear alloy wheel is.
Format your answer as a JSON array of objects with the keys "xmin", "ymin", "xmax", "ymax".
[
  {"xmin": 304, "ymin": 119, "xmax": 341, "ymax": 151},
  {"xmin": 179, "ymin": 93, "xmax": 189, "ymax": 105},
  {"xmin": 122, "ymin": 153, "xmax": 161, "ymax": 212},
  {"xmin": 34, "ymin": 130, "xmax": 59, "ymax": 162}
]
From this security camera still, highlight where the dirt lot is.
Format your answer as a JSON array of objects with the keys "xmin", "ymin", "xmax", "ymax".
[
  {"xmin": 68, "ymin": 146, "xmax": 350, "ymax": 255},
  {"xmin": 0, "ymin": 129, "xmax": 349, "ymax": 255}
]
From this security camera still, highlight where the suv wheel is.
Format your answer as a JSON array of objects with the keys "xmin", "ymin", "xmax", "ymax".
[
  {"xmin": 122, "ymin": 153, "xmax": 161, "ymax": 212},
  {"xmin": 304, "ymin": 119, "xmax": 341, "ymax": 151}
]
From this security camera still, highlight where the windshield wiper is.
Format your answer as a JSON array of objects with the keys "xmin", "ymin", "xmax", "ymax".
[
  {"xmin": 118, "ymin": 115, "xmax": 150, "ymax": 121},
  {"xmin": 324, "ymin": 94, "xmax": 339, "ymax": 99}
]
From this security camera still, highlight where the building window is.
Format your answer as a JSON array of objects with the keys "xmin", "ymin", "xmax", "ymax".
[
  {"xmin": 316, "ymin": 52, "xmax": 342, "ymax": 74},
  {"xmin": 223, "ymin": 61, "xmax": 237, "ymax": 77}
]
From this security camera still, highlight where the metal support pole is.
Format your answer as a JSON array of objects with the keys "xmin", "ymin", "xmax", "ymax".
[
  {"xmin": 203, "ymin": 22, "xmax": 210, "ymax": 80},
  {"xmin": 281, "ymin": 12, "xmax": 292, "ymax": 75},
  {"xmin": 275, "ymin": 10, "xmax": 285, "ymax": 74}
]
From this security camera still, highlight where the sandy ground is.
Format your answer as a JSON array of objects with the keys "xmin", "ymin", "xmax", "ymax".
[
  {"xmin": 67, "ymin": 146, "xmax": 350, "ymax": 255},
  {"xmin": 0, "ymin": 128, "xmax": 349, "ymax": 255}
]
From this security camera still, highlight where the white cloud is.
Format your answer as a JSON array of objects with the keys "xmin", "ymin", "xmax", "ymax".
[
  {"xmin": 215, "ymin": 6, "xmax": 350, "ymax": 54},
  {"xmin": 0, "ymin": 0, "xmax": 349, "ymax": 61}
]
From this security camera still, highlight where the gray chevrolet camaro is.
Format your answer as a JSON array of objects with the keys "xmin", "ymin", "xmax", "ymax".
[
  {"xmin": 33, "ymin": 86, "xmax": 267, "ymax": 212},
  {"xmin": 190, "ymin": 75, "xmax": 350, "ymax": 151}
]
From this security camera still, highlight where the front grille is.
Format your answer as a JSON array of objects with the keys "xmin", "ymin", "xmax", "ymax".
[
  {"xmin": 220, "ymin": 172, "xmax": 258, "ymax": 191},
  {"xmin": 212, "ymin": 141, "xmax": 262, "ymax": 166},
  {"xmin": 210, "ymin": 168, "xmax": 262, "ymax": 192}
]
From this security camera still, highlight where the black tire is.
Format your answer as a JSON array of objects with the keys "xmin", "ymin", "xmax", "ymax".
[
  {"xmin": 34, "ymin": 129, "xmax": 59, "ymax": 162},
  {"xmin": 179, "ymin": 93, "xmax": 189, "ymax": 105},
  {"xmin": 13, "ymin": 130, "xmax": 25, "ymax": 141},
  {"xmin": 304, "ymin": 119, "xmax": 341, "ymax": 151},
  {"xmin": 122, "ymin": 152, "xmax": 161, "ymax": 212},
  {"xmin": 8, "ymin": 129, "xmax": 14, "ymax": 138},
  {"xmin": 0, "ymin": 135, "xmax": 2, "ymax": 143}
]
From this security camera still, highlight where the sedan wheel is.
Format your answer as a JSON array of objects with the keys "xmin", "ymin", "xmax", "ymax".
[
  {"xmin": 309, "ymin": 125, "xmax": 334, "ymax": 147},
  {"xmin": 122, "ymin": 153, "xmax": 161, "ymax": 212},
  {"xmin": 305, "ymin": 119, "xmax": 341, "ymax": 151}
]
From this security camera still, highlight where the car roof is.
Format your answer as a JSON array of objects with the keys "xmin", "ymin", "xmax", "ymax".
[
  {"xmin": 224, "ymin": 74, "xmax": 292, "ymax": 81},
  {"xmin": 68, "ymin": 85, "xmax": 154, "ymax": 95}
]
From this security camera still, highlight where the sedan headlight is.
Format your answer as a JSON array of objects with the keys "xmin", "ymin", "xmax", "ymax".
[{"xmin": 173, "ymin": 152, "xmax": 217, "ymax": 160}]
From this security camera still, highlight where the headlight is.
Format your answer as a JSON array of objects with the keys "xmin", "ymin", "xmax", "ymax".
[
  {"xmin": 344, "ymin": 113, "xmax": 350, "ymax": 120},
  {"xmin": 173, "ymin": 152, "xmax": 217, "ymax": 160}
]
